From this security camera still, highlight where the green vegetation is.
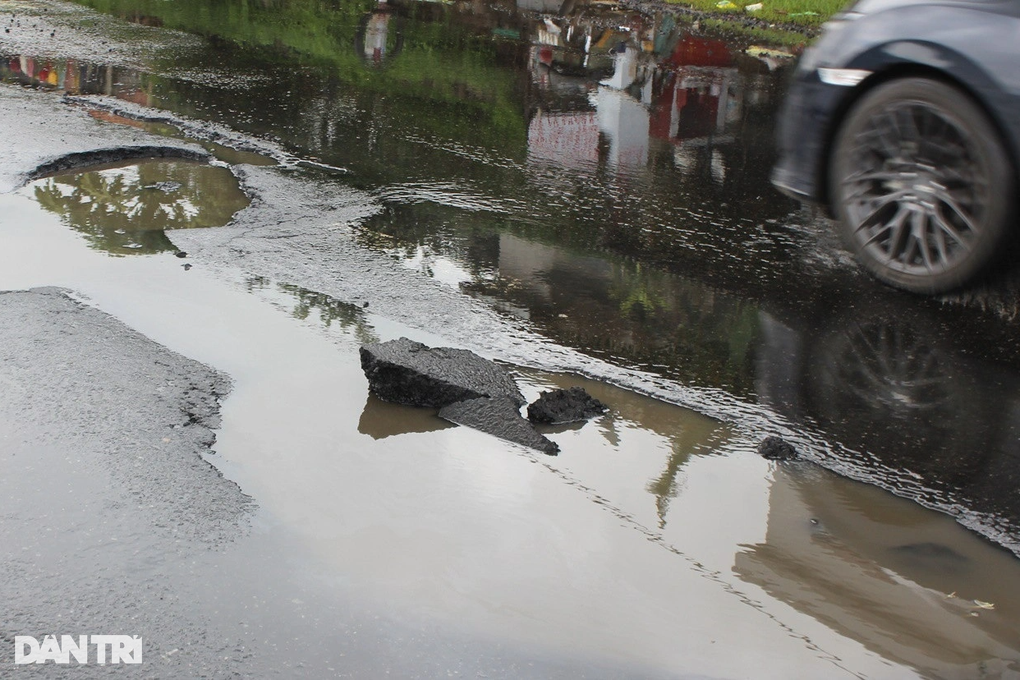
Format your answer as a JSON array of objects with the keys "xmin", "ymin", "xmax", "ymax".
[
  {"xmin": 701, "ymin": 18, "xmax": 813, "ymax": 47},
  {"xmin": 71, "ymin": 0, "xmax": 527, "ymax": 154},
  {"xmin": 667, "ymin": 0, "xmax": 849, "ymax": 27}
]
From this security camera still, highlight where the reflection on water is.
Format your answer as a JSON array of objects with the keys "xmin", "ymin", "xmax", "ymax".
[
  {"xmin": 357, "ymin": 4, "xmax": 404, "ymax": 67},
  {"xmin": 358, "ymin": 394, "xmax": 455, "ymax": 439},
  {"xmin": 0, "ymin": 58, "xmax": 278, "ymax": 167},
  {"xmin": 37, "ymin": 0, "xmax": 1020, "ymax": 550},
  {"xmin": 32, "ymin": 160, "xmax": 250, "ymax": 256},
  {"xmin": 434, "ymin": 364, "xmax": 1020, "ymax": 674},
  {"xmin": 450, "ymin": 231, "xmax": 762, "ymax": 395},
  {"xmin": 736, "ymin": 464, "xmax": 1020, "ymax": 678},
  {"xmin": 515, "ymin": 369, "xmax": 733, "ymax": 530},
  {"xmin": 21, "ymin": 0, "xmax": 1020, "ymax": 622},
  {"xmin": 244, "ymin": 276, "xmax": 378, "ymax": 344},
  {"xmin": 756, "ymin": 308, "xmax": 1020, "ymax": 545}
]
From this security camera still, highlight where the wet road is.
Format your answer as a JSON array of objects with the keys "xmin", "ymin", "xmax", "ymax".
[
  {"xmin": 7, "ymin": 0, "xmax": 1016, "ymax": 550},
  {"xmin": 3, "ymin": 0, "xmax": 1020, "ymax": 677}
]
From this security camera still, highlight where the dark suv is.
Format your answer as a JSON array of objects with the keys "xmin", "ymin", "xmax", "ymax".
[{"xmin": 771, "ymin": 0, "xmax": 1020, "ymax": 293}]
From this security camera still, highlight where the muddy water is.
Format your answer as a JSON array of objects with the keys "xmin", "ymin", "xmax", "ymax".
[{"xmin": 4, "ymin": 0, "xmax": 1020, "ymax": 675}]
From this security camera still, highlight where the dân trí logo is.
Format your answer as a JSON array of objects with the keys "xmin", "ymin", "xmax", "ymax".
[{"xmin": 14, "ymin": 635, "xmax": 142, "ymax": 665}]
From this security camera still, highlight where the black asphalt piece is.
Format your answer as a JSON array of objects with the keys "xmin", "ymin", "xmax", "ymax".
[
  {"xmin": 757, "ymin": 435, "xmax": 798, "ymax": 461},
  {"xmin": 360, "ymin": 337, "xmax": 525, "ymax": 409},
  {"xmin": 439, "ymin": 396, "xmax": 560, "ymax": 455},
  {"xmin": 527, "ymin": 386, "xmax": 608, "ymax": 425}
]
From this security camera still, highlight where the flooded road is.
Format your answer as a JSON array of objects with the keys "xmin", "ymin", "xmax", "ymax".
[{"xmin": 3, "ymin": 0, "xmax": 1020, "ymax": 677}]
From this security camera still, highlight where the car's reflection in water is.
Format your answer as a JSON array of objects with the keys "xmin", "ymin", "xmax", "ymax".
[{"xmin": 757, "ymin": 302, "xmax": 1020, "ymax": 543}]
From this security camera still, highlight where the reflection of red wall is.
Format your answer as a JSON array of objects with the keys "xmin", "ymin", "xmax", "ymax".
[
  {"xmin": 667, "ymin": 37, "xmax": 731, "ymax": 68},
  {"xmin": 649, "ymin": 73, "xmax": 675, "ymax": 141},
  {"xmin": 118, "ymin": 89, "xmax": 151, "ymax": 106},
  {"xmin": 648, "ymin": 38, "xmax": 731, "ymax": 143},
  {"xmin": 649, "ymin": 77, "xmax": 724, "ymax": 142}
]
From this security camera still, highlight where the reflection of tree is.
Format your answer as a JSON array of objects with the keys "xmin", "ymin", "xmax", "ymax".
[
  {"xmin": 278, "ymin": 283, "xmax": 378, "ymax": 345},
  {"xmin": 601, "ymin": 262, "xmax": 762, "ymax": 395},
  {"xmin": 613, "ymin": 264, "xmax": 664, "ymax": 320},
  {"xmin": 33, "ymin": 161, "xmax": 248, "ymax": 256},
  {"xmin": 369, "ymin": 198, "xmax": 764, "ymax": 396}
]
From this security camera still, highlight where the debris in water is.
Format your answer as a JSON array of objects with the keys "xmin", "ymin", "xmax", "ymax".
[
  {"xmin": 440, "ymin": 396, "xmax": 559, "ymax": 455},
  {"xmin": 360, "ymin": 338, "xmax": 563, "ymax": 453},
  {"xmin": 527, "ymin": 386, "xmax": 608, "ymax": 425},
  {"xmin": 757, "ymin": 435, "xmax": 798, "ymax": 461},
  {"xmin": 143, "ymin": 181, "xmax": 182, "ymax": 193},
  {"xmin": 360, "ymin": 337, "xmax": 524, "ymax": 409}
]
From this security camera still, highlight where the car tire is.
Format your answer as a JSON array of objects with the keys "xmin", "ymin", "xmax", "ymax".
[{"xmin": 830, "ymin": 77, "xmax": 1015, "ymax": 294}]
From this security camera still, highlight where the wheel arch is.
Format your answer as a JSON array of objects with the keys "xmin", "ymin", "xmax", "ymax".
[{"xmin": 818, "ymin": 57, "xmax": 1020, "ymax": 219}]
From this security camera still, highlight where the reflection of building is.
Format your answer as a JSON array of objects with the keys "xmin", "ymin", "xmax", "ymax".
[
  {"xmin": 735, "ymin": 466, "xmax": 1020, "ymax": 678},
  {"xmin": 594, "ymin": 85, "xmax": 649, "ymax": 169},
  {"xmin": 527, "ymin": 110, "xmax": 598, "ymax": 166},
  {"xmin": 522, "ymin": 11, "xmax": 776, "ymax": 185},
  {"xmin": 2, "ymin": 55, "xmax": 152, "ymax": 106}
]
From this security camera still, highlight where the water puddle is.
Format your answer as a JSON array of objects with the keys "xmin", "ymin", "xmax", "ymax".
[
  {"xmin": 1, "ymin": 56, "xmax": 279, "ymax": 166},
  {"xmin": 30, "ymin": 158, "xmax": 250, "ymax": 255},
  {"xmin": 5, "ymin": 0, "xmax": 1020, "ymax": 674},
  {"xmin": 205, "ymin": 276, "xmax": 1020, "ymax": 678},
  {"xmin": 3, "ymin": 177, "xmax": 1020, "ymax": 675},
  {"xmin": 738, "ymin": 465, "xmax": 1020, "ymax": 678},
  {"xmin": 7, "ymin": 0, "xmax": 1008, "ymax": 551}
]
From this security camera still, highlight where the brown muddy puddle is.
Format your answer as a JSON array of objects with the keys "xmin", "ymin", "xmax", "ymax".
[
  {"xmin": 31, "ymin": 157, "xmax": 250, "ymax": 255},
  {"xmin": 1, "ymin": 181, "xmax": 1020, "ymax": 677}
]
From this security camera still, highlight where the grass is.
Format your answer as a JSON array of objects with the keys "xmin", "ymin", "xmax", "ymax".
[
  {"xmin": 700, "ymin": 18, "xmax": 813, "ymax": 46},
  {"xmin": 665, "ymin": 0, "xmax": 849, "ymax": 27}
]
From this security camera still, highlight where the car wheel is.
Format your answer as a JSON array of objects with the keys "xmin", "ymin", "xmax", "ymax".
[{"xmin": 830, "ymin": 77, "xmax": 1014, "ymax": 294}]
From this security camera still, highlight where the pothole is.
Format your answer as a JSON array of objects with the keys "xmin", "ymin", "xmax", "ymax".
[{"xmin": 29, "ymin": 157, "xmax": 250, "ymax": 256}]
